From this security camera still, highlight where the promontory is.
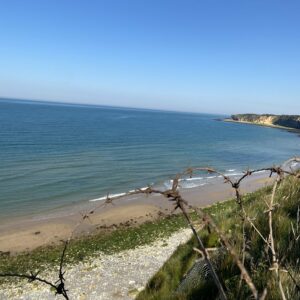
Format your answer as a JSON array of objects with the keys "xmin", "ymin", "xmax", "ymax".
[{"xmin": 225, "ymin": 114, "xmax": 300, "ymax": 130}]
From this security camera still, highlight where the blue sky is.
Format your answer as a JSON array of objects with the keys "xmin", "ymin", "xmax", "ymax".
[{"xmin": 0, "ymin": 0, "xmax": 299, "ymax": 114}]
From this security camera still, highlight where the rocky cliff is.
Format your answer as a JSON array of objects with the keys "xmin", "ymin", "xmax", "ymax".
[{"xmin": 231, "ymin": 114, "xmax": 300, "ymax": 129}]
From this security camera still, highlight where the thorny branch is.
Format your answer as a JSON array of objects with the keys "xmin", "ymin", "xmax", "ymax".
[
  {"xmin": 197, "ymin": 210, "xmax": 263, "ymax": 300},
  {"xmin": 1, "ymin": 157, "xmax": 300, "ymax": 299},
  {"xmin": 0, "ymin": 240, "xmax": 69, "ymax": 299}
]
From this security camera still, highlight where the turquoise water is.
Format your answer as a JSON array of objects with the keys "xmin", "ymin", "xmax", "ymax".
[{"xmin": 0, "ymin": 98, "xmax": 299, "ymax": 219}]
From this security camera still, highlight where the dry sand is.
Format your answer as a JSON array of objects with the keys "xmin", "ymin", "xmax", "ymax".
[{"xmin": 0, "ymin": 173, "xmax": 274, "ymax": 254}]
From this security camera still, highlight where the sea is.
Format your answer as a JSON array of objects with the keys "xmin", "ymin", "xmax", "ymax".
[{"xmin": 0, "ymin": 98, "xmax": 299, "ymax": 221}]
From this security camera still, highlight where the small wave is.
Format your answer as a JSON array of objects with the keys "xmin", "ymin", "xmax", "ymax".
[
  {"xmin": 89, "ymin": 187, "xmax": 149, "ymax": 202},
  {"xmin": 128, "ymin": 186, "xmax": 148, "ymax": 193},
  {"xmin": 180, "ymin": 182, "xmax": 207, "ymax": 189},
  {"xmin": 89, "ymin": 192, "xmax": 126, "ymax": 202},
  {"xmin": 180, "ymin": 177, "xmax": 203, "ymax": 182},
  {"xmin": 291, "ymin": 162, "xmax": 300, "ymax": 168},
  {"xmin": 224, "ymin": 172, "xmax": 244, "ymax": 177},
  {"xmin": 179, "ymin": 176, "xmax": 208, "ymax": 189},
  {"xmin": 163, "ymin": 181, "xmax": 173, "ymax": 189},
  {"xmin": 89, "ymin": 196, "xmax": 108, "ymax": 202},
  {"xmin": 227, "ymin": 169, "xmax": 236, "ymax": 172}
]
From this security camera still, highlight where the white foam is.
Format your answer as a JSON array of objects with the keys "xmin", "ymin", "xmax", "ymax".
[
  {"xmin": 180, "ymin": 177, "xmax": 203, "ymax": 182},
  {"xmin": 163, "ymin": 181, "xmax": 173, "ymax": 189},
  {"xmin": 89, "ymin": 192, "xmax": 126, "ymax": 202},
  {"xmin": 88, "ymin": 166, "xmax": 272, "ymax": 204},
  {"xmin": 89, "ymin": 186, "xmax": 150, "ymax": 202},
  {"xmin": 224, "ymin": 172, "xmax": 244, "ymax": 177},
  {"xmin": 180, "ymin": 182, "xmax": 207, "ymax": 189},
  {"xmin": 89, "ymin": 196, "xmax": 108, "ymax": 202},
  {"xmin": 291, "ymin": 162, "xmax": 300, "ymax": 168}
]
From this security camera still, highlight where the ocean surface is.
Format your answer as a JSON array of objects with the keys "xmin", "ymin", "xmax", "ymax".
[{"xmin": 0, "ymin": 98, "xmax": 299, "ymax": 220}]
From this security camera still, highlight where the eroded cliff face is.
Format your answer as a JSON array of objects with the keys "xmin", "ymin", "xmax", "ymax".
[{"xmin": 231, "ymin": 114, "xmax": 300, "ymax": 129}]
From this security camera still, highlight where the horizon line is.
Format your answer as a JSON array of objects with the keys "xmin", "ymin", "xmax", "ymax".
[{"xmin": 0, "ymin": 96, "xmax": 228, "ymax": 116}]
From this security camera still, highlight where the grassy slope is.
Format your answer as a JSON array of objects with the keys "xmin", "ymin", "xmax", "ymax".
[{"xmin": 138, "ymin": 176, "xmax": 300, "ymax": 300}]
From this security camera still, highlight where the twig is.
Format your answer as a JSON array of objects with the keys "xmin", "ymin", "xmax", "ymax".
[
  {"xmin": 1, "ymin": 157, "xmax": 300, "ymax": 299},
  {"xmin": 195, "ymin": 209, "xmax": 260, "ymax": 299},
  {"xmin": 268, "ymin": 176, "xmax": 287, "ymax": 300}
]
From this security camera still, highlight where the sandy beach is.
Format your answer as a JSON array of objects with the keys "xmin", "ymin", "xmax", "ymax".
[{"xmin": 0, "ymin": 172, "xmax": 274, "ymax": 254}]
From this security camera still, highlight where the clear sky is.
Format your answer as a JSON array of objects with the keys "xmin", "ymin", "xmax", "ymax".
[{"xmin": 0, "ymin": 0, "xmax": 299, "ymax": 114}]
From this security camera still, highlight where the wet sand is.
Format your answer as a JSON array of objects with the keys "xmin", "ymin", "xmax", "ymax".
[{"xmin": 0, "ymin": 173, "xmax": 274, "ymax": 254}]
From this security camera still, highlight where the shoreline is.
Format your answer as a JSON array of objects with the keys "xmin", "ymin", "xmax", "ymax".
[
  {"xmin": 224, "ymin": 118, "xmax": 300, "ymax": 133},
  {"xmin": 0, "ymin": 172, "xmax": 275, "ymax": 254}
]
